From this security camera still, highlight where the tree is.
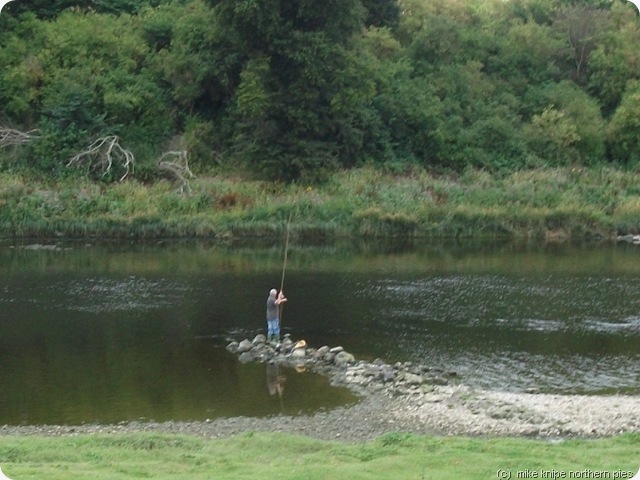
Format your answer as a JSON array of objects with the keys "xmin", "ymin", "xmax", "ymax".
[
  {"xmin": 525, "ymin": 106, "xmax": 581, "ymax": 164},
  {"xmin": 361, "ymin": 0, "xmax": 400, "ymax": 28},
  {"xmin": 3, "ymin": 0, "xmax": 168, "ymax": 18},
  {"xmin": 203, "ymin": 0, "xmax": 369, "ymax": 180},
  {"xmin": 608, "ymin": 81, "xmax": 640, "ymax": 165},
  {"xmin": 587, "ymin": 1, "xmax": 640, "ymax": 116},
  {"xmin": 0, "ymin": 9, "xmax": 172, "ymax": 174},
  {"xmin": 553, "ymin": 4, "xmax": 609, "ymax": 83},
  {"xmin": 524, "ymin": 81, "xmax": 606, "ymax": 164}
]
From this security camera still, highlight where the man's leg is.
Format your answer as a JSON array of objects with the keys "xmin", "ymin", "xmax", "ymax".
[{"xmin": 267, "ymin": 319, "xmax": 278, "ymax": 342}]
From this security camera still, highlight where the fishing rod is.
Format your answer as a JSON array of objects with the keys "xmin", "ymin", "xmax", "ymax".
[{"xmin": 279, "ymin": 211, "xmax": 293, "ymax": 330}]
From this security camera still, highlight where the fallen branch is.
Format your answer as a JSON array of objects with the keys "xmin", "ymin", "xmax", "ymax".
[
  {"xmin": 157, "ymin": 150, "xmax": 195, "ymax": 193},
  {"xmin": 67, "ymin": 135, "xmax": 134, "ymax": 181},
  {"xmin": 0, "ymin": 127, "xmax": 40, "ymax": 148}
]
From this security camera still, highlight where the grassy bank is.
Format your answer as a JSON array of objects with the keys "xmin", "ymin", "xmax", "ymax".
[
  {"xmin": 1, "ymin": 166, "xmax": 640, "ymax": 239},
  {"xmin": 0, "ymin": 432, "xmax": 637, "ymax": 480}
]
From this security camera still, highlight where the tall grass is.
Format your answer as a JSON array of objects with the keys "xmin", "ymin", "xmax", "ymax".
[{"xmin": 0, "ymin": 167, "xmax": 637, "ymax": 239}]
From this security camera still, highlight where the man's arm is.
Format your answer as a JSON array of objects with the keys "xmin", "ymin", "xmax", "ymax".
[{"xmin": 275, "ymin": 291, "xmax": 287, "ymax": 305}]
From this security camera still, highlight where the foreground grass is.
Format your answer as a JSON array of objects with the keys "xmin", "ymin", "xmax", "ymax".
[
  {"xmin": 1, "ymin": 166, "xmax": 640, "ymax": 239},
  {"xmin": 0, "ymin": 432, "xmax": 637, "ymax": 480}
]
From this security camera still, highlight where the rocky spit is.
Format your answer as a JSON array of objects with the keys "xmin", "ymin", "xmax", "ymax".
[{"xmin": 1, "ymin": 334, "xmax": 639, "ymax": 442}]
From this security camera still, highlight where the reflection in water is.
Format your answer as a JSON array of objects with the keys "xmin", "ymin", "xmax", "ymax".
[{"xmin": 266, "ymin": 362, "xmax": 287, "ymax": 414}]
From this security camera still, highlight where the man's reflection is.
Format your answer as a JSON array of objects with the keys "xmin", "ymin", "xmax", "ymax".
[{"xmin": 266, "ymin": 361, "xmax": 287, "ymax": 398}]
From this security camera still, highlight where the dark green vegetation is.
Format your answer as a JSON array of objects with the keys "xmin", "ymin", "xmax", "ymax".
[
  {"xmin": 0, "ymin": 432, "xmax": 637, "ymax": 479},
  {"xmin": 2, "ymin": 0, "xmax": 640, "ymax": 181},
  {"xmin": 2, "ymin": 0, "xmax": 640, "ymax": 238}
]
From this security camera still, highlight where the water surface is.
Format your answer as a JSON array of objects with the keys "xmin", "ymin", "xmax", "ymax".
[{"xmin": 0, "ymin": 239, "xmax": 638, "ymax": 425}]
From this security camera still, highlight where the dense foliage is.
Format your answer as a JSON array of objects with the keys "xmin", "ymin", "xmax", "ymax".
[{"xmin": 1, "ymin": 0, "xmax": 639, "ymax": 181}]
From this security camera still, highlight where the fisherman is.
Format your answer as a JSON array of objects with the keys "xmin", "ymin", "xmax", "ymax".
[{"xmin": 266, "ymin": 288, "xmax": 287, "ymax": 343}]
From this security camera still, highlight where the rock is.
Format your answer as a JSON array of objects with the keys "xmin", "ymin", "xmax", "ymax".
[
  {"xmin": 315, "ymin": 346, "xmax": 330, "ymax": 359},
  {"xmin": 430, "ymin": 377, "xmax": 449, "ymax": 386},
  {"xmin": 237, "ymin": 339, "xmax": 253, "ymax": 353},
  {"xmin": 363, "ymin": 365, "xmax": 381, "ymax": 377},
  {"xmin": 381, "ymin": 367, "xmax": 396, "ymax": 383},
  {"xmin": 238, "ymin": 351, "xmax": 254, "ymax": 363},
  {"xmin": 291, "ymin": 349, "xmax": 306, "ymax": 359},
  {"xmin": 334, "ymin": 351, "xmax": 355, "ymax": 366},
  {"xmin": 294, "ymin": 340, "xmax": 307, "ymax": 350},
  {"xmin": 225, "ymin": 335, "xmax": 462, "ymax": 408},
  {"xmin": 402, "ymin": 373, "xmax": 424, "ymax": 386}
]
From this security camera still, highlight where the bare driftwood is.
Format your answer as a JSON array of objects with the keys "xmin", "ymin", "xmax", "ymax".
[
  {"xmin": 67, "ymin": 136, "xmax": 134, "ymax": 181},
  {"xmin": 157, "ymin": 150, "xmax": 195, "ymax": 193},
  {"xmin": 0, "ymin": 127, "xmax": 39, "ymax": 148}
]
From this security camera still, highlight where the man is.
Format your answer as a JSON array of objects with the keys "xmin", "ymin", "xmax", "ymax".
[{"xmin": 266, "ymin": 288, "xmax": 287, "ymax": 343}]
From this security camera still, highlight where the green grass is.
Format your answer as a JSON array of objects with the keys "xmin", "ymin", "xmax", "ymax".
[
  {"xmin": 0, "ymin": 432, "xmax": 637, "ymax": 479},
  {"xmin": 1, "ymin": 166, "xmax": 639, "ymax": 239}
]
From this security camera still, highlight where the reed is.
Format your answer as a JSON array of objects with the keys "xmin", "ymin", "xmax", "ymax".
[{"xmin": 0, "ymin": 167, "xmax": 637, "ymax": 239}]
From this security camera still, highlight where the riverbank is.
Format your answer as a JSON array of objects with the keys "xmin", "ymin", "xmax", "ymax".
[
  {"xmin": 3, "ymin": 333, "xmax": 638, "ymax": 443},
  {"xmin": 0, "ymin": 342, "xmax": 637, "ymax": 480},
  {"xmin": 1, "ymin": 384, "xmax": 638, "ymax": 442},
  {"xmin": 1, "ymin": 166, "xmax": 640, "ymax": 239}
]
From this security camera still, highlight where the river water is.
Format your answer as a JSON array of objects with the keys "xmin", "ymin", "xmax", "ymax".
[{"xmin": 0, "ymin": 239, "xmax": 638, "ymax": 425}]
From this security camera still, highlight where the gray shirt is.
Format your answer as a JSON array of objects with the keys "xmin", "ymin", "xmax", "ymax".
[{"xmin": 266, "ymin": 296, "xmax": 278, "ymax": 321}]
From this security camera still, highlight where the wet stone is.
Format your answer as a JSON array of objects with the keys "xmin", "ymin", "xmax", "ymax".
[
  {"xmin": 238, "ymin": 351, "xmax": 254, "ymax": 363},
  {"xmin": 316, "ymin": 346, "xmax": 330, "ymax": 357},
  {"xmin": 291, "ymin": 349, "xmax": 306, "ymax": 359},
  {"xmin": 237, "ymin": 339, "xmax": 253, "ymax": 353},
  {"xmin": 226, "ymin": 336, "xmax": 458, "ymax": 399},
  {"xmin": 334, "ymin": 351, "xmax": 355, "ymax": 366}
]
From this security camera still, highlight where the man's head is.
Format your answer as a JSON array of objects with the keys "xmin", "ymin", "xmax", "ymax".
[{"xmin": 269, "ymin": 288, "xmax": 277, "ymax": 297}]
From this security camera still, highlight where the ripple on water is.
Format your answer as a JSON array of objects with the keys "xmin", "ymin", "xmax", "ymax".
[
  {"xmin": 354, "ymin": 274, "xmax": 640, "ymax": 394},
  {"xmin": 65, "ymin": 277, "xmax": 190, "ymax": 312}
]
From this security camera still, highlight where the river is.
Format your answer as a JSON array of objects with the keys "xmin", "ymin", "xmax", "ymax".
[{"xmin": 0, "ymin": 239, "xmax": 638, "ymax": 425}]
